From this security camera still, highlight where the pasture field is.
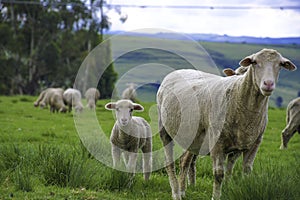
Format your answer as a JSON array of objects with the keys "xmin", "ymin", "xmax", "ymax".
[{"xmin": 0, "ymin": 95, "xmax": 299, "ymax": 200}]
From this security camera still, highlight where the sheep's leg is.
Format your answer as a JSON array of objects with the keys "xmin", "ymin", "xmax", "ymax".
[
  {"xmin": 179, "ymin": 151, "xmax": 195, "ymax": 197},
  {"xmin": 226, "ymin": 152, "xmax": 241, "ymax": 178},
  {"xmin": 122, "ymin": 151, "xmax": 130, "ymax": 166},
  {"xmin": 280, "ymin": 122, "xmax": 297, "ymax": 149},
  {"xmin": 127, "ymin": 152, "xmax": 138, "ymax": 174},
  {"xmin": 211, "ymin": 150, "xmax": 226, "ymax": 200},
  {"xmin": 188, "ymin": 154, "xmax": 197, "ymax": 186},
  {"xmin": 242, "ymin": 135, "xmax": 262, "ymax": 174},
  {"xmin": 160, "ymin": 127, "xmax": 180, "ymax": 200},
  {"xmin": 111, "ymin": 144, "xmax": 121, "ymax": 169},
  {"xmin": 142, "ymin": 140, "xmax": 152, "ymax": 181}
]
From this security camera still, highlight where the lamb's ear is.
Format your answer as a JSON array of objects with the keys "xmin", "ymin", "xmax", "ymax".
[
  {"xmin": 239, "ymin": 54, "xmax": 254, "ymax": 67},
  {"xmin": 223, "ymin": 68, "xmax": 236, "ymax": 76},
  {"xmin": 133, "ymin": 103, "xmax": 144, "ymax": 112},
  {"xmin": 105, "ymin": 102, "xmax": 116, "ymax": 110},
  {"xmin": 281, "ymin": 57, "xmax": 297, "ymax": 71}
]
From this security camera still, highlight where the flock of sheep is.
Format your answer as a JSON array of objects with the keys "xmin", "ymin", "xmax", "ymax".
[
  {"xmin": 34, "ymin": 87, "xmax": 100, "ymax": 113},
  {"xmin": 33, "ymin": 49, "xmax": 299, "ymax": 200}
]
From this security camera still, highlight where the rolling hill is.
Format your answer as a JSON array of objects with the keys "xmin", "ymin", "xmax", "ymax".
[{"xmin": 110, "ymin": 34, "xmax": 300, "ymax": 106}]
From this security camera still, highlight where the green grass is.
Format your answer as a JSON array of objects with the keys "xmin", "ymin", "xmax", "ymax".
[{"xmin": 0, "ymin": 96, "xmax": 299, "ymax": 199}]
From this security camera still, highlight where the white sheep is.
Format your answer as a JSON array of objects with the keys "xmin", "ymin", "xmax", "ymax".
[
  {"xmin": 105, "ymin": 99, "xmax": 152, "ymax": 180},
  {"xmin": 34, "ymin": 88, "xmax": 64, "ymax": 108},
  {"xmin": 84, "ymin": 88, "xmax": 100, "ymax": 110},
  {"xmin": 122, "ymin": 83, "xmax": 137, "ymax": 102},
  {"xmin": 157, "ymin": 49, "xmax": 297, "ymax": 200},
  {"xmin": 280, "ymin": 97, "xmax": 300, "ymax": 149},
  {"xmin": 49, "ymin": 90, "xmax": 68, "ymax": 113},
  {"xmin": 63, "ymin": 88, "xmax": 84, "ymax": 113}
]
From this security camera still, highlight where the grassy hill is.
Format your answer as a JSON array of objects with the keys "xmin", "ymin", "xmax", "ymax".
[
  {"xmin": 0, "ymin": 96, "xmax": 299, "ymax": 199},
  {"xmin": 112, "ymin": 37, "xmax": 300, "ymax": 106}
]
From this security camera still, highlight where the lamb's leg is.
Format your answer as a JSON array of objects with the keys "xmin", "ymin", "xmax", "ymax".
[
  {"xmin": 179, "ymin": 151, "xmax": 195, "ymax": 198},
  {"xmin": 226, "ymin": 152, "xmax": 241, "ymax": 178},
  {"xmin": 127, "ymin": 152, "xmax": 138, "ymax": 174},
  {"xmin": 242, "ymin": 135, "xmax": 262, "ymax": 174},
  {"xmin": 111, "ymin": 144, "xmax": 121, "ymax": 169},
  {"xmin": 160, "ymin": 127, "xmax": 180, "ymax": 200},
  {"xmin": 142, "ymin": 139, "xmax": 152, "ymax": 181},
  {"xmin": 211, "ymin": 150, "xmax": 226, "ymax": 200},
  {"xmin": 280, "ymin": 122, "xmax": 297, "ymax": 149},
  {"xmin": 188, "ymin": 154, "xmax": 198, "ymax": 186}
]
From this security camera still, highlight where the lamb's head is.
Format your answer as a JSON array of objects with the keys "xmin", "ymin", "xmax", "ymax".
[
  {"xmin": 239, "ymin": 48, "xmax": 297, "ymax": 96},
  {"xmin": 105, "ymin": 99, "xmax": 144, "ymax": 126}
]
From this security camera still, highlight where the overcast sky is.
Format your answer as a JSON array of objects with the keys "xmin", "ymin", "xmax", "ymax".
[{"xmin": 106, "ymin": 0, "xmax": 300, "ymax": 37}]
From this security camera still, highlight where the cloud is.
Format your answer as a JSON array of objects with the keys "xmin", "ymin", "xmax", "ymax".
[{"xmin": 108, "ymin": 0, "xmax": 300, "ymax": 37}]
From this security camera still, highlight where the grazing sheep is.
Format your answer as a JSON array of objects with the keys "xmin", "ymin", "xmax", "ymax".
[
  {"xmin": 105, "ymin": 99, "xmax": 152, "ymax": 180},
  {"xmin": 49, "ymin": 90, "xmax": 67, "ymax": 113},
  {"xmin": 157, "ymin": 49, "xmax": 297, "ymax": 200},
  {"xmin": 63, "ymin": 88, "xmax": 84, "ymax": 113},
  {"xmin": 280, "ymin": 97, "xmax": 300, "ymax": 149},
  {"xmin": 223, "ymin": 65, "xmax": 248, "ymax": 76},
  {"xmin": 84, "ymin": 88, "xmax": 100, "ymax": 110},
  {"xmin": 122, "ymin": 83, "xmax": 137, "ymax": 102},
  {"xmin": 34, "ymin": 88, "xmax": 64, "ymax": 108}
]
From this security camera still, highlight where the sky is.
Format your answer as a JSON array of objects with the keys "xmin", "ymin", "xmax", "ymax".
[{"xmin": 105, "ymin": 0, "xmax": 300, "ymax": 38}]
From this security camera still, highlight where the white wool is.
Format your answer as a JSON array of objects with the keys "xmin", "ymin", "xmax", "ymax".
[{"xmin": 158, "ymin": 69, "xmax": 240, "ymax": 155}]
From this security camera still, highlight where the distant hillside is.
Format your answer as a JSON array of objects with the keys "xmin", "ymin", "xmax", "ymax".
[
  {"xmin": 111, "ymin": 34, "xmax": 300, "ymax": 107},
  {"xmin": 110, "ymin": 31, "xmax": 300, "ymax": 45}
]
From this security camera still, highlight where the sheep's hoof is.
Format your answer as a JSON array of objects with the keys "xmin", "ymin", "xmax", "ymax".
[{"xmin": 279, "ymin": 145, "xmax": 287, "ymax": 150}]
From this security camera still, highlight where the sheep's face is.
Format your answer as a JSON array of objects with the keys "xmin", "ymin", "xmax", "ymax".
[
  {"xmin": 240, "ymin": 49, "xmax": 297, "ymax": 96},
  {"xmin": 105, "ymin": 100, "xmax": 144, "ymax": 127}
]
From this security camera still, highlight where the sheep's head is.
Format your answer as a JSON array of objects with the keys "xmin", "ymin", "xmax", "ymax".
[
  {"xmin": 105, "ymin": 99, "xmax": 144, "ymax": 126},
  {"xmin": 239, "ymin": 48, "xmax": 297, "ymax": 96}
]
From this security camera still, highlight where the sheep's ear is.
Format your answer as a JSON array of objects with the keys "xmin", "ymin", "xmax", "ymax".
[
  {"xmin": 239, "ymin": 54, "xmax": 254, "ymax": 67},
  {"xmin": 105, "ymin": 102, "xmax": 116, "ymax": 110},
  {"xmin": 133, "ymin": 103, "xmax": 144, "ymax": 112},
  {"xmin": 281, "ymin": 57, "xmax": 297, "ymax": 71},
  {"xmin": 223, "ymin": 68, "xmax": 236, "ymax": 76}
]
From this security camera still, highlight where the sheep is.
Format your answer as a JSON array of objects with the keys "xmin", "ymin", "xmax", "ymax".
[
  {"xmin": 63, "ymin": 88, "xmax": 84, "ymax": 113},
  {"xmin": 49, "ymin": 90, "xmax": 68, "ymax": 113},
  {"xmin": 122, "ymin": 83, "xmax": 137, "ymax": 102},
  {"xmin": 84, "ymin": 88, "xmax": 100, "ymax": 110},
  {"xmin": 105, "ymin": 99, "xmax": 152, "ymax": 180},
  {"xmin": 157, "ymin": 49, "xmax": 297, "ymax": 200},
  {"xmin": 34, "ymin": 88, "xmax": 64, "ymax": 108},
  {"xmin": 223, "ymin": 65, "xmax": 248, "ymax": 76},
  {"xmin": 280, "ymin": 97, "xmax": 300, "ymax": 149}
]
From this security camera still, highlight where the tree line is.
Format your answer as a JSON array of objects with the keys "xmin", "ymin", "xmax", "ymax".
[{"xmin": 0, "ymin": 0, "xmax": 123, "ymax": 98}]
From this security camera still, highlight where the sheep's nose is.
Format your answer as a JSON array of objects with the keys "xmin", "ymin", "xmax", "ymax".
[
  {"xmin": 263, "ymin": 80, "xmax": 274, "ymax": 88},
  {"xmin": 121, "ymin": 118, "xmax": 127, "ymax": 123}
]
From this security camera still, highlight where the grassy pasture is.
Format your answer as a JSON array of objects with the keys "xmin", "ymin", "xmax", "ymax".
[{"xmin": 0, "ymin": 95, "xmax": 299, "ymax": 200}]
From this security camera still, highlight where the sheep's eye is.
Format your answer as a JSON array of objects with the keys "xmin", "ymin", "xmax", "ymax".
[
  {"xmin": 116, "ymin": 108, "xmax": 120, "ymax": 112},
  {"xmin": 252, "ymin": 60, "xmax": 257, "ymax": 65},
  {"xmin": 129, "ymin": 108, "xmax": 133, "ymax": 112}
]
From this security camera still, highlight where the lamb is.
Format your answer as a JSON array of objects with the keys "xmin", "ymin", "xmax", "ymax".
[
  {"xmin": 122, "ymin": 83, "xmax": 137, "ymax": 102},
  {"xmin": 105, "ymin": 99, "xmax": 152, "ymax": 180},
  {"xmin": 280, "ymin": 97, "xmax": 300, "ymax": 149},
  {"xmin": 84, "ymin": 87, "xmax": 100, "ymax": 110},
  {"xmin": 34, "ymin": 88, "xmax": 64, "ymax": 108},
  {"xmin": 157, "ymin": 49, "xmax": 297, "ymax": 200},
  {"xmin": 63, "ymin": 88, "xmax": 84, "ymax": 113}
]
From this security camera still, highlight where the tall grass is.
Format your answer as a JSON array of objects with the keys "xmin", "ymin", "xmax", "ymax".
[{"xmin": 222, "ymin": 158, "xmax": 300, "ymax": 200}]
